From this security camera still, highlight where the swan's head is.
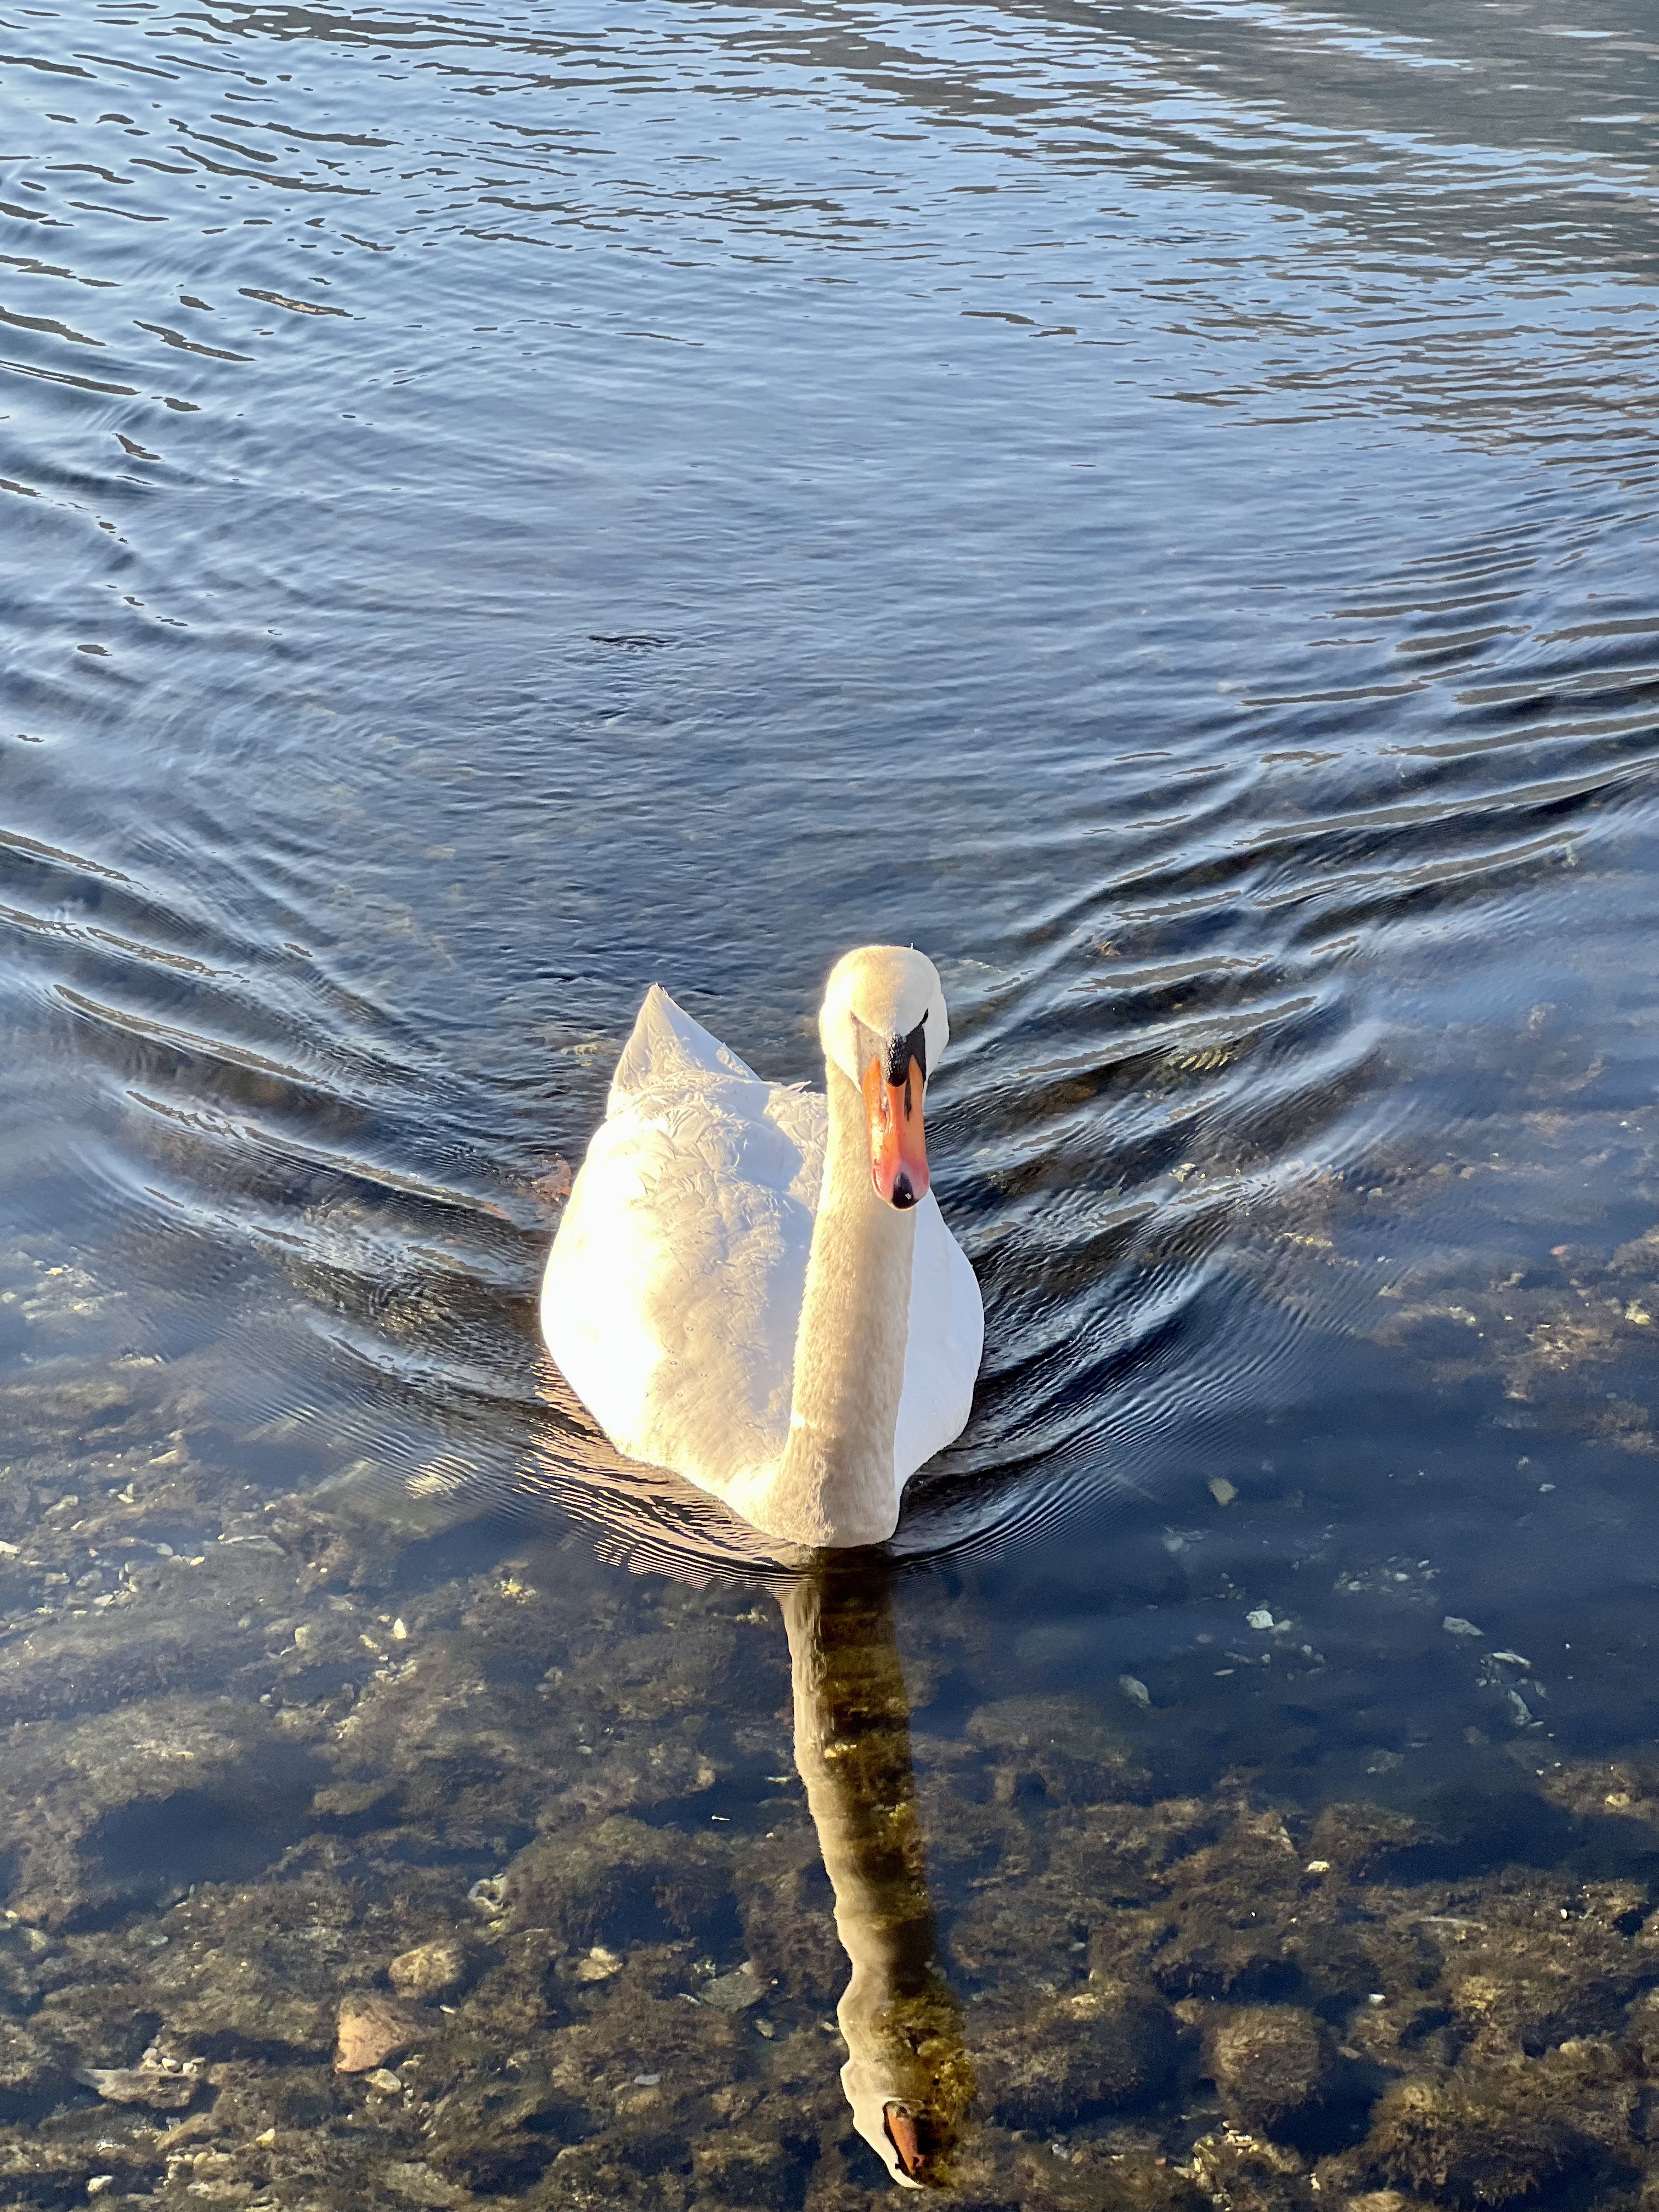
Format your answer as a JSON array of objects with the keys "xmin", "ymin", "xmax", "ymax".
[
  {"xmin": 843, "ymin": 2023, "xmax": 974, "ymax": 2188},
  {"xmin": 819, "ymin": 946, "xmax": 947, "ymax": 1212}
]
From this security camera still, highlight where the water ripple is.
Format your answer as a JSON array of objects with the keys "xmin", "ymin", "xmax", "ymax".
[{"xmin": 1, "ymin": 0, "xmax": 1657, "ymax": 1580}]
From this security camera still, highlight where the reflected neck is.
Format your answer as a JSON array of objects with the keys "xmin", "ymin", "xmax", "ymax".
[
  {"xmin": 780, "ymin": 1571, "xmax": 971, "ymax": 2187},
  {"xmin": 749, "ymin": 1063, "xmax": 915, "ymax": 1548}
]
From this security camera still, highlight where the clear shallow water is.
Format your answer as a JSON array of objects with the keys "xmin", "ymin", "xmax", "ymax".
[{"xmin": 5, "ymin": 0, "xmax": 1659, "ymax": 2203}]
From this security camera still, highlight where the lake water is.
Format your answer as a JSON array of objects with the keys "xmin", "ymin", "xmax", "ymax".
[{"xmin": 4, "ymin": 1, "xmax": 1659, "ymax": 2204}]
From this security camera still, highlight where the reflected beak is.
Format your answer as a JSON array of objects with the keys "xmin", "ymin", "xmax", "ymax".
[
  {"xmin": 884, "ymin": 2103, "xmax": 926, "ymax": 2180},
  {"xmin": 862, "ymin": 1051, "xmax": 929, "ymax": 1210}
]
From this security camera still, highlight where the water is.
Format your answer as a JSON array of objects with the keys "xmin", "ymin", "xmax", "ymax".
[{"xmin": 4, "ymin": 0, "xmax": 1659, "ymax": 2202}]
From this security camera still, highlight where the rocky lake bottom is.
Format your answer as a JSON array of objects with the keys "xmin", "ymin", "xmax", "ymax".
[{"xmin": 10, "ymin": 1083, "xmax": 1659, "ymax": 2212}]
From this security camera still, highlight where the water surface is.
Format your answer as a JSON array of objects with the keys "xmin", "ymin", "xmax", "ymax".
[{"xmin": 4, "ymin": 0, "xmax": 1659, "ymax": 2203}]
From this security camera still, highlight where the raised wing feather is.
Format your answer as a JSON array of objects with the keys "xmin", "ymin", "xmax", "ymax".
[
  {"xmin": 541, "ymin": 986, "xmax": 826, "ymax": 1493},
  {"xmin": 608, "ymin": 980, "xmax": 760, "ymax": 1104}
]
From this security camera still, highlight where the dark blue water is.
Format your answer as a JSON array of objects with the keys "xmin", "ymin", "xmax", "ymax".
[{"xmin": 4, "ymin": 1, "xmax": 1659, "ymax": 2200}]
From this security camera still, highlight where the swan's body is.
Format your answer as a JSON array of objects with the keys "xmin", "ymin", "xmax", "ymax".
[{"xmin": 539, "ymin": 950, "xmax": 982, "ymax": 1548}]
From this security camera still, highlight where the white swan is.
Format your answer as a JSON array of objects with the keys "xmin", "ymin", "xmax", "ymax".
[{"xmin": 539, "ymin": 946, "xmax": 983, "ymax": 1548}]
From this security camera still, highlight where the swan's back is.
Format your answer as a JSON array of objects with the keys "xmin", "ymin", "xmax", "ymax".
[{"xmin": 540, "ymin": 987, "xmax": 826, "ymax": 1491}]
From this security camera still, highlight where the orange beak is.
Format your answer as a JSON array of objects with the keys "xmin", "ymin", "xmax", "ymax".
[
  {"xmin": 883, "ymin": 2104, "xmax": 926, "ymax": 2180},
  {"xmin": 862, "ymin": 1051, "xmax": 929, "ymax": 1210}
]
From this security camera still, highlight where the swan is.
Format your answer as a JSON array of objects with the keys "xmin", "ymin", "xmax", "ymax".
[{"xmin": 539, "ymin": 946, "xmax": 983, "ymax": 1548}]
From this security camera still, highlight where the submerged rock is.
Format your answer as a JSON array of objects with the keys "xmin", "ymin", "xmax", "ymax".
[
  {"xmin": 1438, "ymin": 1893, "xmax": 1643, "ymax": 2056},
  {"xmin": 380, "ymin": 2162, "xmax": 468, "ymax": 2208},
  {"xmin": 1305, "ymin": 1801, "xmax": 1420, "ymax": 1881},
  {"xmin": 698, "ymin": 1962, "xmax": 763, "ymax": 2013},
  {"xmin": 335, "ymin": 1994, "xmax": 427, "ymax": 2074},
  {"xmin": 1366, "ymin": 2069, "xmax": 1599, "ymax": 2206},
  {"xmin": 142, "ymin": 1876, "xmax": 348, "ymax": 2055},
  {"xmin": 13, "ymin": 1328, "xmax": 1659, "ymax": 2209},
  {"xmin": 0, "ymin": 1694, "xmax": 316, "ymax": 1928},
  {"xmin": 1148, "ymin": 1814, "xmax": 1307, "ymax": 2000},
  {"xmin": 79, "ymin": 2061, "xmax": 198, "ymax": 2110},
  {"xmin": 1188, "ymin": 2127, "xmax": 1313, "ymax": 2211},
  {"xmin": 690, "ymin": 2131, "xmax": 796, "ymax": 2200},
  {"xmin": 1207, "ymin": 2005, "xmax": 1338, "ymax": 2141},
  {"xmin": 387, "ymin": 1936, "xmax": 469, "ymax": 2001},
  {"xmin": 974, "ymin": 1978, "xmax": 1178, "ymax": 2129},
  {"xmin": 504, "ymin": 1815, "xmax": 735, "ymax": 1952},
  {"xmin": 0, "ymin": 2019, "xmax": 76, "ymax": 2120},
  {"xmin": 966, "ymin": 1695, "xmax": 1153, "ymax": 1805}
]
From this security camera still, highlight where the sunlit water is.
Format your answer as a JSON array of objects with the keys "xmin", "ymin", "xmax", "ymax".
[{"xmin": 4, "ymin": 0, "xmax": 1659, "ymax": 2200}]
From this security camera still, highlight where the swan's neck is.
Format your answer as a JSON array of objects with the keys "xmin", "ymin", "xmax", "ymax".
[{"xmin": 751, "ymin": 1063, "xmax": 915, "ymax": 1547}]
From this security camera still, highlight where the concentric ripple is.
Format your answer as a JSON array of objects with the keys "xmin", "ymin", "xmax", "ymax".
[{"xmin": 2, "ymin": 0, "xmax": 1658, "ymax": 1597}]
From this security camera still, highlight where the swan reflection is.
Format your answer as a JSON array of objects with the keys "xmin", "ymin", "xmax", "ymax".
[
  {"xmin": 331, "ymin": 1423, "xmax": 973, "ymax": 2186},
  {"xmin": 778, "ymin": 1565, "xmax": 973, "ymax": 2188}
]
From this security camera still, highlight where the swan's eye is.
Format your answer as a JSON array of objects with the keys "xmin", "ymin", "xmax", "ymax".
[{"xmin": 884, "ymin": 1015, "xmax": 929, "ymax": 1089}]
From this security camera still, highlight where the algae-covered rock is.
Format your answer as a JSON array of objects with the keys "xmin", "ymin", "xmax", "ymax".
[
  {"xmin": 199, "ymin": 2053, "xmax": 340, "ymax": 2136},
  {"xmin": 387, "ymin": 1936, "xmax": 470, "ymax": 2001},
  {"xmin": 0, "ymin": 2133, "xmax": 163, "ymax": 2202},
  {"xmin": 1187, "ymin": 2128, "xmax": 1313, "ymax": 2211},
  {"xmin": 946, "ymin": 2126, "xmax": 1211, "ymax": 2210},
  {"xmin": 0, "ymin": 1695, "xmax": 319, "ymax": 1927},
  {"xmin": 1306, "ymin": 1802, "xmax": 1420, "ymax": 1881},
  {"xmin": 505, "ymin": 1814, "xmax": 736, "ymax": 1950},
  {"xmin": 1367, "ymin": 2068, "xmax": 1600, "ymax": 2205},
  {"xmin": 733, "ymin": 1827, "xmax": 842, "ymax": 2004},
  {"xmin": 973, "ymin": 1978, "xmax": 1177, "ymax": 2128},
  {"xmin": 966, "ymin": 1695, "xmax": 1153, "ymax": 1805},
  {"xmin": 0, "ymin": 2017, "xmax": 76, "ymax": 2119},
  {"xmin": 1208, "ymin": 2005, "xmax": 1338, "ymax": 2141},
  {"xmin": 379, "ymin": 2162, "xmax": 469, "ymax": 2208},
  {"xmin": 691, "ymin": 2130, "xmax": 798, "ymax": 2203},
  {"xmin": 1149, "ymin": 1814, "xmax": 1305, "ymax": 2000},
  {"xmin": 541, "ymin": 1981, "xmax": 745, "ymax": 2123},
  {"xmin": 20, "ymin": 1291, "xmax": 1659, "ymax": 2211},
  {"xmin": 419, "ymin": 2040, "xmax": 591, "ymax": 2194},
  {"xmin": 139, "ymin": 1876, "xmax": 354, "ymax": 2054},
  {"xmin": 0, "ymin": 1943, "xmax": 43, "ymax": 2015},
  {"xmin": 1439, "ymin": 1887, "xmax": 1643, "ymax": 2056},
  {"xmin": 941, "ymin": 1853, "xmax": 1077, "ymax": 1984},
  {"xmin": 0, "ymin": 1542, "xmax": 290, "ymax": 1731}
]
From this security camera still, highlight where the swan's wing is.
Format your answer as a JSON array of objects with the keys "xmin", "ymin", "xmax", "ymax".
[
  {"xmin": 608, "ymin": 980, "xmax": 759, "ymax": 1107},
  {"xmin": 541, "ymin": 988, "xmax": 826, "ymax": 1497},
  {"xmin": 893, "ymin": 1195, "xmax": 983, "ymax": 1491}
]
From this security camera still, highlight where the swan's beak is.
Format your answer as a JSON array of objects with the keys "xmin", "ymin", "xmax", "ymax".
[
  {"xmin": 862, "ymin": 1049, "xmax": 929, "ymax": 1210},
  {"xmin": 883, "ymin": 2103, "xmax": 927, "ymax": 2181}
]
